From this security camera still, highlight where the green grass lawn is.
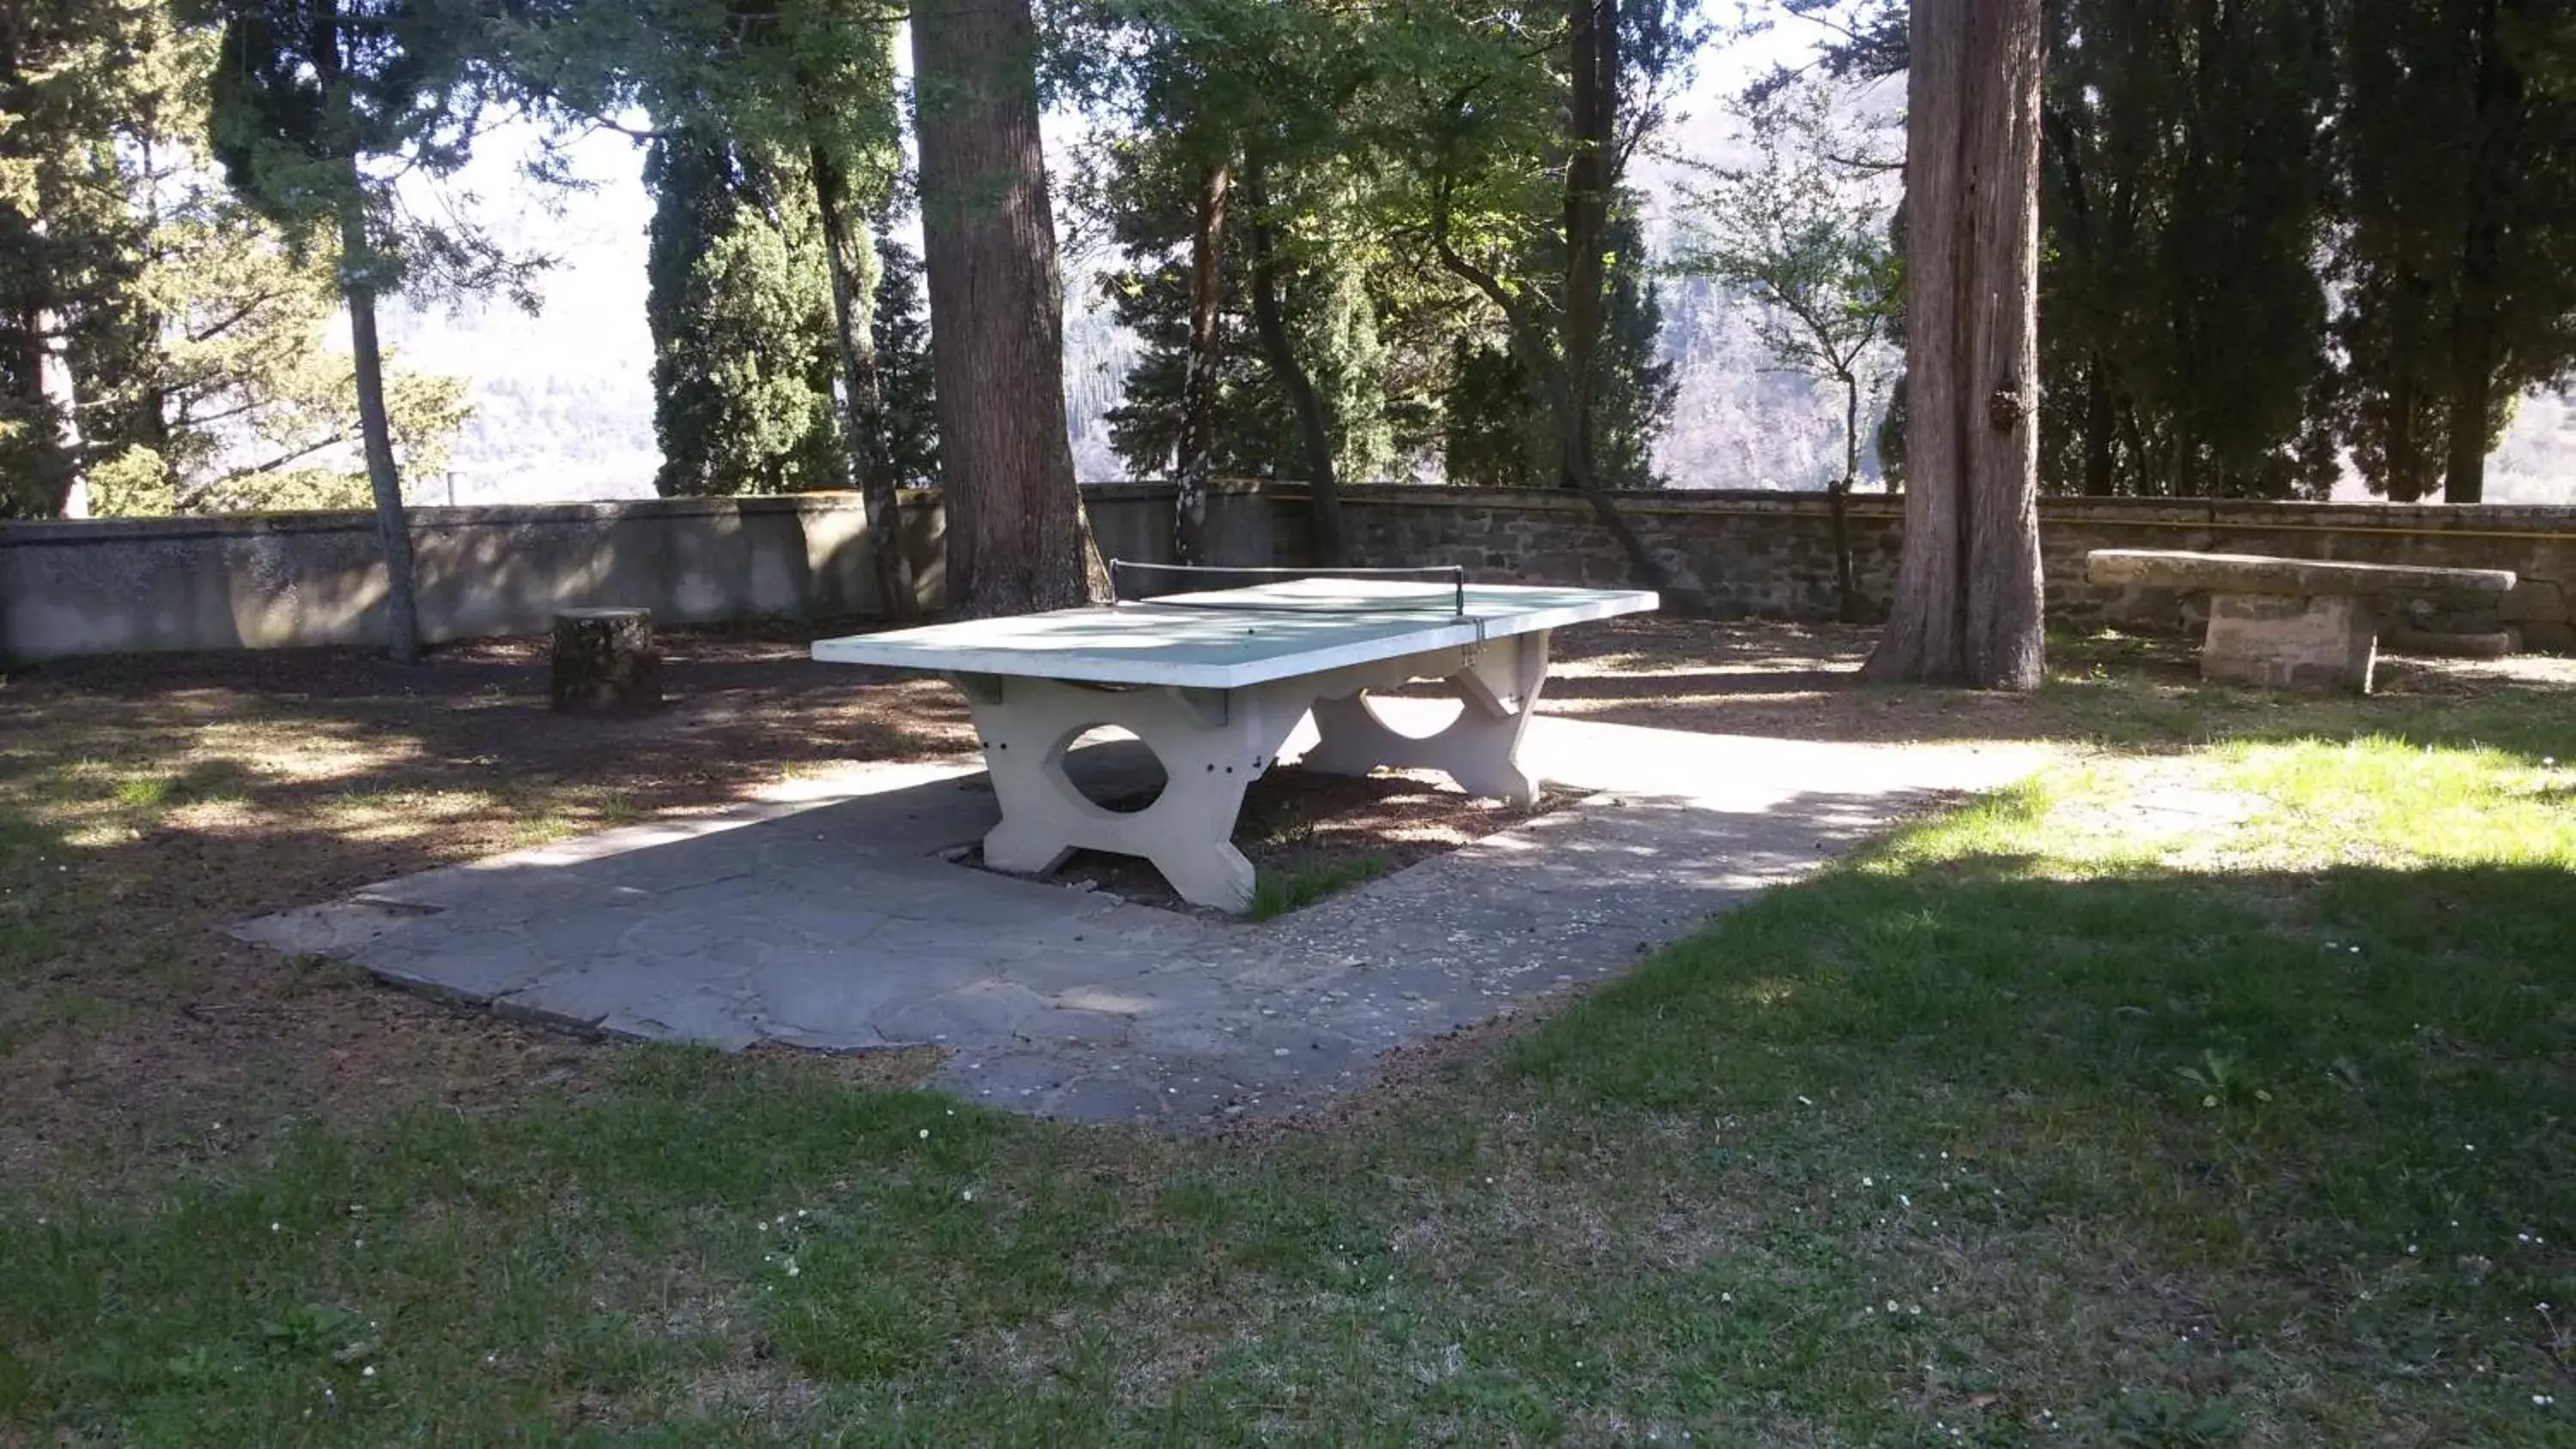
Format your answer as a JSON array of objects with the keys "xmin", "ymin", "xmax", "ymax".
[{"xmin": 3, "ymin": 666, "xmax": 2573, "ymax": 1443}]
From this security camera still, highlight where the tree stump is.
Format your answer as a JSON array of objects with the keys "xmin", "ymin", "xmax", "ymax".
[{"xmin": 550, "ymin": 608, "xmax": 661, "ymax": 713}]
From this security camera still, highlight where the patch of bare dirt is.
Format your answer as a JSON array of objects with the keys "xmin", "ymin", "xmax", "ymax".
[{"xmin": 0, "ymin": 617, "xmax": 978, "ymax": 1179}]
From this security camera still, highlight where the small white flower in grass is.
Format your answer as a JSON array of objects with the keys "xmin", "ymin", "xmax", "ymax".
[
  {"xmin": 918, "ymin": 1128, "xmax": 930, "ymax": 1140},
  {"xmin": 1720, "ymin": 1292, "xmax": 1732, "ymax": 1304},
  {"xmin": 1886, "ymin": 1300, "xmax": 1900, "ymax": 1313},
  {"xmin": 2408, "ymin": 1244, "xmax": 2420, "ymax": 1254},
  {"xmin": 2537, "ymin": 1395, "xmax": 2555, "ymax": 1408},
  {"xmin": 361, "ymin": 1366, "xmax": 376, "ymax": 1379},
  {"xmin": 962, "ymin": 1189, "xmax": 975, "ymax": 1202},
  {"xmin": 1862, "ymin": 1176, "xmax": 1874, "ymax": 1187},
  {"xmin": 785, "ymin": 1259, "xmax": 800, "ymax": 1278},
  {"xmin": 270, "ymin": 1222, "xmax": 280, "ymax": 1233}
]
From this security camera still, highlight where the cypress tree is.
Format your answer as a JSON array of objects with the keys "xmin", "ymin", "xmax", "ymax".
[{"xmin": 642, "ymin": 130, "xmax": 841, "ymax": 498}]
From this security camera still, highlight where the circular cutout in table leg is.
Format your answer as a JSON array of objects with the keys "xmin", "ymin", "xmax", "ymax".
[{"xmin": 1060, "ymin": 725, "xmax": 1167, "ymax": 813}]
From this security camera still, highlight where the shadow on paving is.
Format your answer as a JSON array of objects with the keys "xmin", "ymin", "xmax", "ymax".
[{"xmin": 234, "ymin": 726, "xmax": 2019, "ymax": 1126}]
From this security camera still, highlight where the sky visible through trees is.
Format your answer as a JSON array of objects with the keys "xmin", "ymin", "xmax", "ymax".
[{"xmin": 383, "ymin": 45, "xmax": 2576, "ymax": 508}]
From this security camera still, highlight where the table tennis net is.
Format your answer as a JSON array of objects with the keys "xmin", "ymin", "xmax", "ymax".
[{"xmin": 1108, "ymin": 561, "xmax": 1468, "ymax": 616}]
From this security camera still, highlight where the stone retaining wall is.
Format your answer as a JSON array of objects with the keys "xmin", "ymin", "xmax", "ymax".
[
  {"xmin": 7, "ymin": 479, "xmax": 2567, "ymax": 661},
  {"xmin": 1301, "ymin": 486, "xmax": 2576, "ymax": 650},
  {"xmin": 0, "ymin": 482, "xmax": 1273, "ymax": 664}
]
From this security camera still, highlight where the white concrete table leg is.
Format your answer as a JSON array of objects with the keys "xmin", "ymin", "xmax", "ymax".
[
  {"xmin": 1300, "ymin": 632, "xmax": 1551, "ymax": 805},
  {"xmin": 950, "ymin": 672, "xmax": 1309, "ymax": 912}
]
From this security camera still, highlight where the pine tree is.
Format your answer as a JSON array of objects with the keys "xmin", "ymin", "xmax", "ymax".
[
  {"xmin": 92, "ymin": 13, "xmax": 469, "ymax": 516},
  {"xmin": 0, "ymin": 0, "xmax": 164, "ymax": 517},
  {"xmin": 203, "ymin": 0, "xmax": 527, "ymax": 661}
]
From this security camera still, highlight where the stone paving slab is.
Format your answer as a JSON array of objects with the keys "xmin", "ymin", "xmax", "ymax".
[{"xmin": 235, "ymin": 711, "xmax": 2045, "ymax": 1126}]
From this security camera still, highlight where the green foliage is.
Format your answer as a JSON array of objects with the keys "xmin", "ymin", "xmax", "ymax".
[
  {"xmin": 2331, "ymin": 0, "xmax": 2576, "ymax": 500},
  {"xmin": 1, "ymin": 4, "xmax": 467, "ymax": 519},
  {"xmin": 1249, "ymin": 852, "xmax": 1389, "ymax": 919},
  {"xmin": 1671, "ymin": 82, "xmax": 1894, "ymax": 481},
  {"xmin": 644, "ymin": 128, "xmax": 841, "ymax": 498},
  {"xmin": 1094, "ymin": 155, "xmax": 1397, "ymax": 485},
  {"xmin": 1443, "ymin": 207, "xmax": 1676, "ymax": 488},
  {"xmin": 1076, "ymin": 0, "xmax": 1688, "ymax": 495},
  {"xmin": 0, "ymin": 0, "xmax": 168, "ymax": 516},
  {"xmin": 1803, "ymin": 0, "xmax": 2576, "ymax": 500},
  {"xmin": 200, "ymin": 0, "xmax": 532, "ymax": 303},
  {"xmin": 870, "ymin": 228, "xmax": 939, "ymax": 490},
  {"xmin": 2037, "ymin": 0, "xmax": 2342, "ymax": 499}
]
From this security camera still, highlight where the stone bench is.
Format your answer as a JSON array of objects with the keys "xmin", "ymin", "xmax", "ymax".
[{"xmin": 2085, "ymin": 549, "xmax": 2517, "ymax": 693}]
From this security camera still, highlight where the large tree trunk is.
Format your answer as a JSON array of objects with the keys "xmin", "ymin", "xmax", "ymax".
[
  {"xmin": 811, "ymin": 145, "xmax": 919, "ymax": 619},
  {"xmin": 2081, "ymin": 355, "xmax": 2116, "ymax": 496},
  {"xmin": 1832, "ymin": 371, "xmax": 1861, "ymax": 622},
  {"xmin": 909, "ymin": 0, "xmax": 1104, "ymax": 616},
  {"xmin": 1862, "ymin": 0, "xmax": 2047, "ymax": 689},
  {"xmin": 339, "ymin": 201, "xmax": 422, "ymax": 664},
  {"xmin": 1559, "ymin": 0, "xmax": 1617, "ymax": 494},
  {"xmin": 2383, "ymin": 373, "xmax": 2427, "ymax": 501},
  {"xmin": 35, "ymin": 306, "xmax": 85, "ymax": 518},
  {"xmin": 22, "ymin": 219, "xmax": 86, "ymax": 518},
  {"xmin": 1174, "ymin": 157, "xmax": 1231, "ymax": 566},
  {"xmin": 1241, "ymin": 155, "xmax": 1343, "ymax": 567}
]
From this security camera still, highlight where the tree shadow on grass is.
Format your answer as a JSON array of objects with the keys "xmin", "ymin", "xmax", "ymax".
[{"xmin": 1506, "ymin": 836, "xmax": 2575, "ymax": 1282}]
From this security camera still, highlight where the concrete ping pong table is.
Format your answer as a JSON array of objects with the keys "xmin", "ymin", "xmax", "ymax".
[{"xmin": 811, "ymin": 575, "xmax": 1659, "ymax": 910}]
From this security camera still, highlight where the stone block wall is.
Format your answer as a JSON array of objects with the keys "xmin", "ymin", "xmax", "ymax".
[
  {"xmin": 1293, "ymin": 485, "xmax": 2576, "ymax": 650},
  {"xmin": 0, "ymin": 481, "xmax": 1272, "ymax": 664},
  {"xmin": 1292, "ymin": 486, "xmax": 1906, "ymax": 619},
  {"xmin": 8, "ymin": 477, "xmax": 2568, "ymax": 662}
]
